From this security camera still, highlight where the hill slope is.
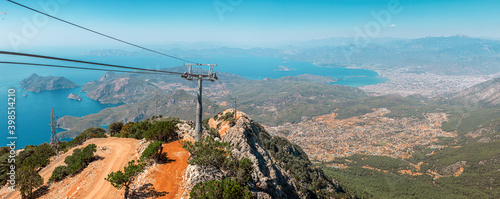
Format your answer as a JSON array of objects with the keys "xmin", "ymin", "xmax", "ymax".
[
  {"xmin": 452, "ymin": 77, "xmax": 500, "ymax": 105},
  {"xmin": 20, "ymin": 73, "xmax": 79, "ymax": 92}
]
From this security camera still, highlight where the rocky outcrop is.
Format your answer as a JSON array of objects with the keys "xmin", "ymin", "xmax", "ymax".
[
  {"xmin": 68, "ymin": 93, "xmax": 82, "ymax": 101},
  {"xmin": 183, "ymin": 110, "xmax": 344, "ymax": 198},
  {"xmin": 19, "ymin": 73, "xmax": 79, "ymax": 92}
]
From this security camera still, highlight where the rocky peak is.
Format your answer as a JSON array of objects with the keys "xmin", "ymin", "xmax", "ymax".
[
  {"xmin": 98, "ymin": 72, "xmax": 116, "ymax": 81},
  {"xmin": 184, "ymin": 109, "xmax": 344, "ymax": 198}
]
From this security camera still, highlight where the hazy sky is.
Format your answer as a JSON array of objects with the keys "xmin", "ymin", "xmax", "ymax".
[{"xmin": 0, "ymin": 0, "xmax": 499, "ymax": 51}]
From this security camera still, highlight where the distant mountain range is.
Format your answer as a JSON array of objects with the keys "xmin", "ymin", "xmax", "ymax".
[{"xmin": 84, "ymin": 35, "xmax": 500, "ymax": 76}]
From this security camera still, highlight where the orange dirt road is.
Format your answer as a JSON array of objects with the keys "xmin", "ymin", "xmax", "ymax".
[{"xmin": 147, "ymin": 140, "xmax": 190, "ymax": 199}]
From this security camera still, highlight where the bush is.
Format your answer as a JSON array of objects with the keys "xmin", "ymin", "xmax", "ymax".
[
  {"xmin": 49, "ymin": 166, "xmax": 69, "ymax": 182},
  {"xmin": 21, "ymin": 143, "xmax": 57, "ymax": 169},
  {"xmin": 128, "ymin": 121, "xmax": 152, "ymax": 139},
  {"xmin": 181, "ymin": 136, "xmax": 231, "ymax": 170},
  {"xmin": 105, "ymin": 160, "xmax": 146, "ymax": 198},
  {"xmin": 121, "ymin": 122, "xmax": 136, "ymax": 138},
  {"xmin": 190, "ymin": 177, "xmax": 252, "ymax": 199},
  {"xmin": 144, "ymin": 121, "xmax": 178, "ymax": 142},
  {"xmin": 64, "ymin": 144, "xmax": 97, "ymax": 173},
  {"xmin": 221, "ymin": 112, "xmax": 236, "ymax": 127},
  {"xmin": 50, "ymin": 144, "xmax": 97, "ymax": 182},
  {"xmin": 108, "ymin": 121, "xmax": 124, "ymax": 136},
  {"xmin": 68, "ymin": 127, "xmax": 107, "ymax": 148},
  {"xmin": 140, "ymin": 141, "xmax": 165, "ymax": 162}
]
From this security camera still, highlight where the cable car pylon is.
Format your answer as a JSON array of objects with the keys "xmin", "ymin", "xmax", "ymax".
[{"xmin": 181, "ymin": 64, "xmax": 218, "ymax": 142}]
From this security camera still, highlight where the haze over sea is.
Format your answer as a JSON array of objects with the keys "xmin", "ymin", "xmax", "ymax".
[{"xmin": 0, "ymin": 54, "xmax": 387, "ymax": 148}]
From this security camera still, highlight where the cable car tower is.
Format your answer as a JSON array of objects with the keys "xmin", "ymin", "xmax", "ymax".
[
  {"xmin": 49, "ymin": 108, "xmax": 59, "ymax": 150},
  {"xmin": 181, "ymin": 64, "xmax": 218, "ymax": 141}
]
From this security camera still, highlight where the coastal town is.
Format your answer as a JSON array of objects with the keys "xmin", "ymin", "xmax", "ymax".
[
  {"xmin": 357, "ymin": 67, "xmax": 495, "ymax": 97},
  {"xmin": 266, "ymin": 108, "xmax": 457, "ymax": 163}
]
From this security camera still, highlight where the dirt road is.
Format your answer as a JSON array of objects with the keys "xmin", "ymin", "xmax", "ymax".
[
  {"xmin": 146, "ymin": 140, "xmax": 189, "ymax": 199},
  {"xmin": 1, "ymin": 138, "xmax": 141, "ymax": 199}
]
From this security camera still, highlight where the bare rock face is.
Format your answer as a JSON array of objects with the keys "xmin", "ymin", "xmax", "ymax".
[
  {"xmin": 217, "ymin": 111, "xmax": 297, "ymax": 198},
  {"xmin": 20, "ymin": 73, "xmax": 79, "ymax": 92},
  {"xmin": 183, "ymin": 109, "xmax": 344, "ymax": 198}
]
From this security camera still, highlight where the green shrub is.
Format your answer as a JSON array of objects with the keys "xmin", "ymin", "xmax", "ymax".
[
  {"xmin": 181, "ymin": 136, "xmax": 231, "ymax": 170},
  {"xmin": 21, "ymin": 143, "xmax": 57, "ymax": 169},
  {"xmin": 50, "ymin": 144, "xmax": 97, "ymax": 182},
  {"xmin": 144, "ymin": 121, "xmax": 178, "ymax": 141},
  {"xmin": 140, "ymin": 141, "xmax": 165, "ymax": 162},
  {"xmin": 121, "ymin": 122, "xmax": 136, "ymax": 138},
  {"xmin": 221, "ymin": 112, "xmax": 236, "ymax": 127},
  {"xmin": 128, "ymin": 121, "xmax": 152, "ymax": 139},
  {"xmin": 108, "ymin": 121, "xmax": 124, "ymax": 136},
  {"xmin": 190, "ymin": 177, "xmax": 252, "ymax": 199},
  {"xmin": 105, "ymin": 160, "xmax": 146, "ymax": 198},
  {"xmin": 49, "ymin": 166, "xmax": 69, "ymax": 182},
  {"xmin": 183, "ymin": 137, "xmax": 254, "ymax": 185}
]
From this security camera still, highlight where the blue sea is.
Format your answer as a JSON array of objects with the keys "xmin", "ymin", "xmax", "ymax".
[{"xmin": 0, "ymin": 54, "xmax": 387, "ymax": 148}]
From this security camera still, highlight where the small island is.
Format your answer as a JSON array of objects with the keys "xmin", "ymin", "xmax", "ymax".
[
  {"xmin": 275, "ymin": 65, "xmax": 294, "ymax": 71},
  {"xmin": 68, "ymin": 93, "xmax": 82, "ymax": 101},
  {"xmin": 20, "ymin": 73, "xmax": 79, "ymax": 92}
]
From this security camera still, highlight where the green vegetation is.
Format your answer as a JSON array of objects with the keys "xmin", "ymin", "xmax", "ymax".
[
  {"xmin": 0, "ymin": 143, "xmax": 57, "ymax": 186},
  {"xmin": 441, "ymin": 105, "xmax": 500, "ymax": 134},
  {"xmin": 190, "ymin": 177, "xmax": 252, "ymax": 199},
  {"xmin": 144, "ymin": 120, "xmax": 178, "ymax": 141},
  {"xmin": 140, "ymin": 141, "xmax": 166, "ymax": 162},
  {"xmin": 49, "ymin": 144, "xmax": 97, "ymax": 182},
  {"xmin": 108, "ymin": 121, "xmax": 123, "ymax": 136},
  {"xmin": 221, "ymin": 112, "xmax": 236, "ymax": 127},
  {"xmin": 58, "ymin": 128, "xmax": 106, "ymax": 153},
  {"xmin": 17, "ymin": 165, "xmax": 44, "ymax": 199},
  {"xmin": 127, "ymin": 121, "xmax": 152, "ymax": 139},
  {"xmin": 321, "ymin": 127, "xmax": 500, "ymax": 199},
  {"xmin": 322, "ymin": 166, "xmax": 457, "ymax": 199},
  {"xmin": 258, "ymin": 129, "xmax": 342, "ymax": 198},
  {"xmin": 105, "ymin": 160, "xmax": 146, "ymax": 198},
  {"xmin": 120, "ymin": 122, "xmax": 136, "ymax": 138},
  {"xmin": 22, "ymin": 143, "xmax": 56, "ymax": 169},
  {"xmin": 182, "ymin": 137, "xmax": 255, "ymax": 198},
  {"xmin": 182, "ymin": 136, "xmax": 231, "ymax": 170}
]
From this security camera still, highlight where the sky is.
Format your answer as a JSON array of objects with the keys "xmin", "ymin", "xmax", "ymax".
[{"xmin": 0, "ymin": 0, "xmax": 499, "ymax": 51}]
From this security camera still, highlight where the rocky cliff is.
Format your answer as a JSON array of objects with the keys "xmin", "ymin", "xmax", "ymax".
[
  {"xmin": 19, "ymin": 73, "xmax": 79, "ymax": 92},
  {"xmin": 183, "ymin": 110, "xmax": 345, "ymax": 198}
]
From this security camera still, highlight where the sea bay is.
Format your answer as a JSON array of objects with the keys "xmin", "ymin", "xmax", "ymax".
[{"xmin": 0, "ymin": 54, "xmax": 387, "ymax": 148}]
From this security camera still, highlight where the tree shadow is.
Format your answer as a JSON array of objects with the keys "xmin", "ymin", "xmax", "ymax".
[
  {"xmin": 33, "ymin": 185, "xmax": 49, "ymax": 198},
  {"xmin": 129, "ymin": 183, "xmax": 168, "ymax": 199},
  {"xmin": 156, "ymin": 153, "xmax": 175, "ymax": 164}
]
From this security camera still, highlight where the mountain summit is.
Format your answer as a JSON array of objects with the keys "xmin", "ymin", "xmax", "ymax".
[{"xmin": 183, "ymin": 110, "xmax": 345, "ymax": 198}]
